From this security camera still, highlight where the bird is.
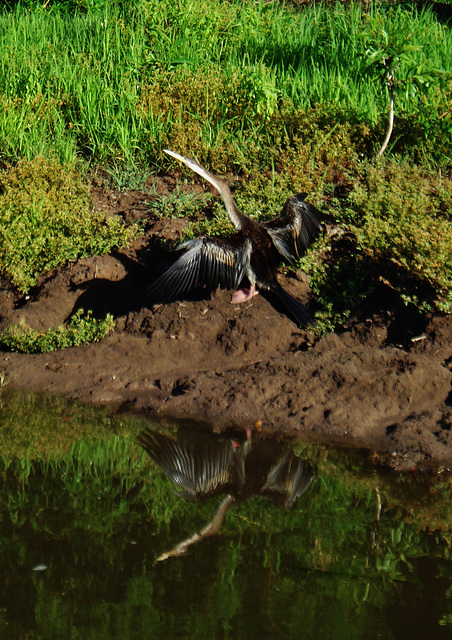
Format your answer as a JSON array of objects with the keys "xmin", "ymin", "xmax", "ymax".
[
  {"xmin": 144, "ymin": 149, "xmax": 323, "ymax": 326},
  {"xmin": 137, "ymin": 428, "xmax": 314, "ymax": 507},
  {"xmin": 138, "ymin": 428, "xmax": 247, "ymax": 501},
  {"xmin": 138, "ymin": 427, "xmax": 315, "ymax": 560}
]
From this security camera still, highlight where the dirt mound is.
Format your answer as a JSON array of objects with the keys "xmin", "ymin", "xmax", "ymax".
[{"xmin": 0, "ymin": 184, "xmax": 451, "ymax": 471}]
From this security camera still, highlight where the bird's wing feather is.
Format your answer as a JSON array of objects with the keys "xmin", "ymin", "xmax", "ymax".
[
  {"xmin": 144, "ymin": 235, "xmax": 252, "ymax": 302},
  {"xmin": 263, "ymin": 193, "xmax": 322, "ymax": 266},
  {"xmin": 261, "ymin": 451, "xmax": 315, "ymax": 508},
  {"xmin": 138, "ymin": 430, "xmax": 239, "ymax": 498}
]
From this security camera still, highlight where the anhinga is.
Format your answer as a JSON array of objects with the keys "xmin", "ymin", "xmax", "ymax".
[
  {"xmin": 145, "ymin": 149, "xmax": 323, "ymax": 326},
  {"xmin": 138, "ymin": 428, "xmax": 315, "ymax": 561}
]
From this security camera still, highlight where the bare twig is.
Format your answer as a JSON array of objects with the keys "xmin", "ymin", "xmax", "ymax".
[{"xmin": 375, "ymin": 62, "xmax": 398, "ymax": 159}]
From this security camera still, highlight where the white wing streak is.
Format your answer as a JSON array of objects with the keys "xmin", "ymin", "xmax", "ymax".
[{"xmin": 145, "ymin": 236, "xmax": 252, "ymax": 302}]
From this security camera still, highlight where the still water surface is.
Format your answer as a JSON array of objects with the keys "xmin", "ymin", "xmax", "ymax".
[{"xmin": 0, "ymin": 391, "xmax": 451, "ymax": 639}]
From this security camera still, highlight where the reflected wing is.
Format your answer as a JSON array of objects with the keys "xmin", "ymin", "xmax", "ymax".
[
  {"xmin": 138, "ymin": 430, "xmax": 242, "ymax": 499},
  {"xmin": 263, "ymin": 193, "xmax": 323, "ymax": 266},
  {"xmin": 144, "ymin": 235, "xmax": 251, "ymax": 302},
  {"xmin": 261, "ymin": 451, "xmax": 315, "ymax": 508}
]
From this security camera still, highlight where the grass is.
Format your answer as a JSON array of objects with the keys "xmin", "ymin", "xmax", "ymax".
[
  {"xmin": 0, "ymin": 308, "xmax": 115, "ymax": 353},
  {"xmin": 0, "ymin": 0, "xmax": 451, "ymax": 333},
  {"xmin": 0, "ymin": 1, "xmax": 451, "ymax": 167},
  {"xmin": 0, "ymin": 155, "xmax": 138, "ymax": 293}
]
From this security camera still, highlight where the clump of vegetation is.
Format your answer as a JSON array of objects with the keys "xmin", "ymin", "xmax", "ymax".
[
  {"xmin": 0, "ymin": 156, "xmax": 138, "ymax": 292},
  {"xmin": 0, "ymin": 1, "xmax": 450, "ymax": 327},
  {"xmin": 296, "ymin": 159, "xmax": 452, "ymax": 323},
  {"xmin": 348, "ymin": 160, "xmax": 452, "ymax": 309},
  {"xmin": 0, "ymin": 309, "xmax": 115, "ymax": 353},
  {"xmin": 149, "ymin": 186, "xmax": 212, "ymax": 220}
]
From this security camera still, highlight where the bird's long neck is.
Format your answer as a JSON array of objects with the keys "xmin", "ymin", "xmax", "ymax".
[
  {"xmin": 162, "ymin": 149, "xmax": 253, "ymax": 230},
  {"xmin": 217, "ymin": 182, "xmax": 253, "ymax": 231}
]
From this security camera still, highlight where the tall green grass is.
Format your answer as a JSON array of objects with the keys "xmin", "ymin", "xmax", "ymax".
[
  {"xmin": 0, "ymin": 5, "xmax": 152, "ymax": 163},
  {"xmin": 0, "ymin": 1, "xmax": 450, "ymax": 167}
]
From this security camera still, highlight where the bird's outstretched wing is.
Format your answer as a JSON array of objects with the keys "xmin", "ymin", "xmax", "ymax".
[
  {"xmin": 261, "ymin": 450, "xmax": 315, "ymax": 508},
  {"xmin": 143, "ymin": 235, "xmax": 252, "ymax": 303},
  {"xmin": 138, "ymin": 430, "xmax": 243, "ymax": 499},
  {"xmin": 263, "ymin": 193, "xmax": 323, "ymax": 266}
]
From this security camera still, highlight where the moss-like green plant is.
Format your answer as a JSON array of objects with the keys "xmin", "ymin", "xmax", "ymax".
[
  {"xmin": 347, "ymin": 160, "xmax": 452, "ymax": 311},
  {"xmin": 0, "ymin": 309, "xmax": 115, "ymax": 353},
  {"xmin": 292, "ymin": 158, "xmax": 452, "ymax": 323},
  {"xmin": 149, "ymin": 187, "xmax": 212, "ymax": 220},
  {"xmin": 0, "ymin": 156, "xmax": 138, "ymax": 292}
]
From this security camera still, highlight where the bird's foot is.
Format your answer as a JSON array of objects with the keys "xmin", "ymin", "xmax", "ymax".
[{"xmin": 231, "ymin": 285, "xmax": 259, "ymax": 304}]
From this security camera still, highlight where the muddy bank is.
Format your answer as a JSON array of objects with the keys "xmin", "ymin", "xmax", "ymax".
[{"xmin": 0, "ymin": 185, "xmax": 451, "ymax": 471}]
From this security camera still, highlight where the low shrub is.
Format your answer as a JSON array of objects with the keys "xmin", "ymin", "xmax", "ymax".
[
  {"xmin": 0, "ymin": 309, "xmax": 115, "ymax": 353},
  {"xmin": 0, "ymin": 156, "xmax": 138, "ymax": 292}
]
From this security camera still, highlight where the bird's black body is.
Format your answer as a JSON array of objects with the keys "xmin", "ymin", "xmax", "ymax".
[{"xmin": 144, "ymin": 150, "xmax": 323, "ymax": 326}]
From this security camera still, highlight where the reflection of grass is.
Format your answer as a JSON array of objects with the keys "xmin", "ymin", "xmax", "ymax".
[
  {"xmin": 0, "ymin": 389, "xmax": 127, "ymax": 459},
  {"xmin": 0, "ymin": 389, "xmax": 450, "ymax": 540},
  {"xmin": 294, "ymin": 438, "xmax": 452, "ymax": 534},
  {"xmin": 0, "ymin": 390, "xmax": 451, "ymax": 636}
]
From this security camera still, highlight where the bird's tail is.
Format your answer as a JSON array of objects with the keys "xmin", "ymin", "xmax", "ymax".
[{"xmin": 274, "ymin": 285, "xmax": 315, "ymax": 327}]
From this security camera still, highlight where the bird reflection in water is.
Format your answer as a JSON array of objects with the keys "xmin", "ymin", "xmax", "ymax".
[{"xmin": 138, "ymin": 427, "xmax": 315, "ymax": 561}]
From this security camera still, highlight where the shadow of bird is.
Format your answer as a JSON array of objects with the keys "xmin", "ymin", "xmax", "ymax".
[{"xmin": 140, "ymin": 150, "xmax": 323, "ymax": 326}]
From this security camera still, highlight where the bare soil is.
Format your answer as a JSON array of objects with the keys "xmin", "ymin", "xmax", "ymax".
[{"xmin": 1, "ymin": 176, "xmax": 451, "ymax": 471}]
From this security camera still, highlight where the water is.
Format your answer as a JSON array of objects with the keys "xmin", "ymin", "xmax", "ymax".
[{"xmin": 0, "ymin": 390, "xmax": 451, "ymax": 639}]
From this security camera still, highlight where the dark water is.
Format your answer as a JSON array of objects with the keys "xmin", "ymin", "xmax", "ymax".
[{"xmin": 0, "ymin": 391, "xmax": 451, "ymax": 639}]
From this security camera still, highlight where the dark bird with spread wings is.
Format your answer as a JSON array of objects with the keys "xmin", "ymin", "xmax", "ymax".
[
  {"xmin": 138, "ymin": 427, "xmax": 315, "ymax": 561},
  {"xmin": 144, "ymin": 149, "xmax": 323, "ymax": 326},
  {"xmin": 137, "ymin": 428, "xmax": 314, "ymax": 507}
]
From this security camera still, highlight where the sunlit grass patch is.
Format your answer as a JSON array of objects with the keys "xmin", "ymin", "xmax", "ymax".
[
  {"xmin": 0, "ymin": 1, "xmax": 451, "ymax": 167},
  {"xmin": 298, "ymin": 159, "xmax": 452, "ymax": 322},
  {"xmin": 0, "ymin": 309, "xmax": 115, "ymax": 354},
  {"xmin": 0, "ymin": 156, "xmax": 138, "ymax": 292}
]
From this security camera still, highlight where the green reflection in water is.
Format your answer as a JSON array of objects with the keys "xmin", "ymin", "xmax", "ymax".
[{"xmin": 0, "ymin": 389, "xmax": 451, "ymax": 640}]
